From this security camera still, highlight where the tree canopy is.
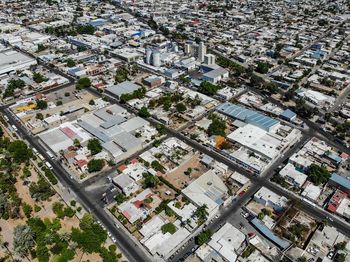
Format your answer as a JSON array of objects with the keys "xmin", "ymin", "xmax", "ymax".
[
  {"xmin": 198, "ymin": 81, "xmax": 221, "ymax": 96},
  {"xmin": 87, "ymin": 159, "xmax": 104, "ymax": 173},
  {"xmin": 138, "ymin": 107, "xmax": 151, "ymax": 118},
  {"xmin": 36, "ymin": 100, "xmax": 48, "ymax": 110},
  {"xmin": 161, "ymin": 223, "xmax": 177, "ymax": 234},
  {"xmin": 306, "ymin": 164, "xmax": 331, "ymax": 186},
  {"xmin": 7, "ymin": 140, "xmax": 32, "ymax": 163},
  {"xmin": 76, "ymin": 77, "xmax": 91, "ymax": 90},
  {"xmin": 87, "ymin": 138, "xmax": 102, "ymax": 155},
  {"xmin": 195, "ymin": 229, "xmax": 212, "ymax": 246},
  {"xmin": 207, "ymin": 115, "xmax": 226, "ymax": 137}
]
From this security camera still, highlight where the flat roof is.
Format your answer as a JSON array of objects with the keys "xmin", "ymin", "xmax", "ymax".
[
  {"xmin": 0, "ymin": 48, "xmax": 37, "ymax": 74},
  {"xmin": 106, "ymin": 81, "xmax": 140, "ymax": 97}
]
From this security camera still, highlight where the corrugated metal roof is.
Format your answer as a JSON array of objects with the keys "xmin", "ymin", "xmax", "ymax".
[
  {"xmin": 251, "ymin": 218, "xmax": 291, "ymax": 250},
  {"xmin": 330, "ymin": 173, "xmax": 350, "ymax": 190},
  {"xmin": 217, "ymin": 102, "xmax": 279, "ymax": 131}
]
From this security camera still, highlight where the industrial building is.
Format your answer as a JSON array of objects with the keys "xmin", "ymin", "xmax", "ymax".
[
  {"xmin": 0, "ymin": 47, "xmax": 37, "ymax": 75},
  {"xmin": 217, "ymin": 102, "xmax": 280, "ymax": 132}
]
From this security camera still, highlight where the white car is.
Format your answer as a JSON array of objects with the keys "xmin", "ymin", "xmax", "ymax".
[
  {"xmin": 111, "ymin": 237, "xmax": 116, "ymax": 243},
  {"xmin": 107, "ymin": 232, "xmax": 112, "ymax": 237},
  {"xmin": 242, "ymin": 212, "xmax": 249, "ymax": 218}
]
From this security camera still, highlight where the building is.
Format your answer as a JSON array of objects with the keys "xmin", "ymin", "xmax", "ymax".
[
  {"xmin": 329, "ymin": 173, "xmax": 350, "ymax": 194},
  {"xmin": 280, "ymin": 109, "xmax": 297, "ymax": 122},
  {"xmin": 204, "ymin": 54, "xmax": 216, "ymax": 65},
  {"xmin": 209, "ymin": 223, "xmax": 245, "ymax": 259},
  {"xmin": 202, "ymin": 67, "xmax": 229, "ymax": 84},
  {"xmin": 227, "ymin": 124, "xmax": 280, "ymax": 161},
  {"xmin": 198, "ymin": 42, "xmax": 207, "ymax": 62},
  {"xmin": 182, "ymin": 170, "xmax": 228, "ymax": 219},
  {"xmin": 217, "ymin": 102, "xmax": 280, "ymax": 132},
  {"xmin": 106, "ymin": 81, "xmax": 141, "ymax": 98},
  {"xmin": 254, "ymin": 187, "xmax": 288, "ymax": 212},
  {"xmin": 301, "ymin": 182, "xmax": 322, "ymax": 202},
  {"xmin": 279, "ymin": 163, "xmax": 307, "ymax": 188},
  {"xmin": 251, "ymin": 218, "xmax": 291, "ymax": 250},
  {"xmin": 196, "ymin": 223, "xmax": 246, "ymax": 262},
  {"xmin": 119, "ymin": 189, "xmax": 161, "ymax": 224},
  {"xmin": 112, "ymin": 173, "xmax": 140, "ymax": 196},
  {"xmin": 0, "ymin": 48, "xmax": 37, "ymax": 75}
]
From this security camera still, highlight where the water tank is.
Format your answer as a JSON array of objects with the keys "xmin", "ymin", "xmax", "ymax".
[{"xmin": 152, "ymin": 51, "xmax": 161, "ymax": 67}]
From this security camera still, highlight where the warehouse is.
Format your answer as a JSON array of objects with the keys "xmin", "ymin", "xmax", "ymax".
[
  {"xmin": 0, "ymin": 47, "xmax": 37, "ymax": 75},
  {"xmin": 216, "ymin": 102, "xmax": 280, "ymax": 132}
]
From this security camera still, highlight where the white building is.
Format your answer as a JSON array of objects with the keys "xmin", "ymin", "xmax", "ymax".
[
  {"xmin": 279, "ymin": 163, "xmax": 307, "ymax": 188},
  {"xmin": 0, "ymin": 48, "xmax": 37, "ymax": 75},
  {"xmin": 112, "ymin": 173, "xmax": 140, "ymax": 196},
  {"xmin": 254, "ymin": 187, "xmax": 288, "ymax": 212},
  {"xmin": 182, "ymin": 170, "xmax": 228, "ymax": 219},
  {"xmin": 196, "ymin": 223, "xmax": 246, "ymax": 262}
]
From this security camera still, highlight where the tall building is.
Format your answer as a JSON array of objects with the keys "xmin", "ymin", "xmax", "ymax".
[
  {"xmin": 198, "ymin": 42, "xmax": 207, "ymax": 62},
  {"xmin": 204, "ymin": 54, "xmax": 216, "ymax": 65},
  {"xmin": 184, "ymin": 43, "xmax": 192, "ymax": 55},
  {"xmin": 145, "ymin": 48, "xmax": 152, "ymax": 64}
]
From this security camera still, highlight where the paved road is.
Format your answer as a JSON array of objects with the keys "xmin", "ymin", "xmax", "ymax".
[
  {"xmin": 6, "ymin": 10, "xmax": 350, "ymax": 262},
  {"xmin": 0, "ymin": 106, "xmax": 151, "ymax": 262}
]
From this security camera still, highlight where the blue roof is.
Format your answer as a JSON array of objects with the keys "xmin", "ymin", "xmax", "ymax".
[
  {"xmin": 325, "ymin": 152, "xmax": 342, "ymax": 164},
  {"xmin": 330, "ymin": 173, "xmax": 350, "ymax": 190},
  {"xmin": 251, "ymin": 218, "xmax": 291, "ymax": 250},
  {"xmin": 217, "ymin": 102, "xmax": 279, "ymax": 131},
  {"xmin": 280, "ymin": 109, "xmax": 296, "ymax": 120}
]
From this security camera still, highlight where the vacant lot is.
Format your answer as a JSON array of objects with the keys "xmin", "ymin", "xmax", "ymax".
[{"xmin": 165, "ymin": 152, "xmax": 208, "ymax": 189}]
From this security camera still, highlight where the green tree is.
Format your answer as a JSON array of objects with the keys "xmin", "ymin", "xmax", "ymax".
[
  {"xmin": 7, "ymin": 140, "xmax": 32, "ymax": 163},
  {"xmin": 36, "ymin": 113, "xmax": 44, "ymax": 120},
  {"xmin": 138, "ymin": 107, "xmax": 151, "ymax": 118},
  {"xmin": 142, "ymin": 173, "xmax": 159, "ymax": 188},
  {"xmin": 87, "ymin": 138, "xmax": 102, "ymax": 155},
  {"xmin": 335, "ymin": 241, "xmax": 347, "ymax": 250},
  {"xmin": 76, "ymin": 24, "xmax": 95, "ymax": 35},
  {"xmin": 255, "ymin": 61, "xmax": 270, "ymax": 74},
  {"xmin": 71, "ymin": 222, "xmax": 107, "ymax": 253},
  {"xmin": 65, "ymin": 58, "xmax": 76, "ymax": 68},
  {"xmin": 87, "ymin": 159, "xmax": 104, "ymax": 173},
  {"xmin": 115, "ymin": 66, "xmax": 128, "ymax": 83},
  {"xmin": 22, "ymin": 203, "xmax": 33, "ymax": 218},
  {"xmin": 161, "ymin": 223, "xmax": 176, "ymax": 234},
  {"xmin": 195, "ymin": 229, "xmax": 212, "ymax": 246},
  {"xmin": 207, "ymin": 115, "xmax": 226, "ymax": 137},
  {"xmin": 306, "ymin": 164, "xmax": 331, "ymax": 186},
  {"xmin": 36, "ymin": 100, "xmax": 48, "ymax": 110},
  {"xmin": 29, "ymin": 176, "xmax": 54, "ymax": 201},
  {"xmin": 176, "ymin": 102, "xmax": 187, "ymax": 113},
  {"xmin": 194, "ymin": 204, "xmax": 208, "ymax": 224},
  {"xmin": 76, "ymin": 77, "xmax": 91, "ymax": 90},
  {"xmin": 37, "ymin": 44, "xmax": 46, "ymax": 52},
  {"xmin": 33, "ymin": 72, "xmax": 46, "ymax": 83},
  {"xmin": 297, "ymin": 257, "xmax": 307, "ymax": 262},
  {"xmin": 198, "ymin": 81, "xmax": 220, "ymax": 96},
  {"xmin": 3, "ymin": 79, "xmax": 25, "ymax": 98},
  {"xmin": 13, "ymin": 225, "xmax": 35, "ymax": 256},
  {"xmin": 115, "ymin": 193, "xmax": 128, "ymax": 204}
]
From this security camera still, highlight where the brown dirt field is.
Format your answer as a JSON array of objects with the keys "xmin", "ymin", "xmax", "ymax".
[{"xmin": 165, "ymin": 152, "xmax": 208, "ymax": 190}]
